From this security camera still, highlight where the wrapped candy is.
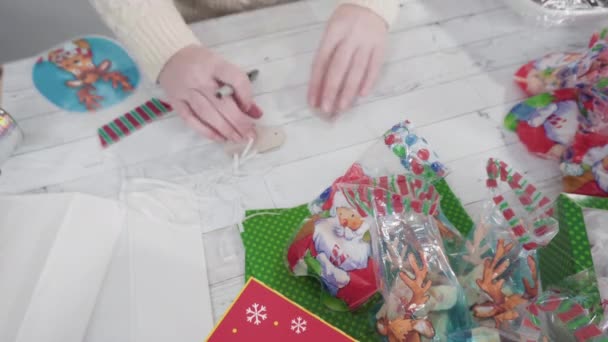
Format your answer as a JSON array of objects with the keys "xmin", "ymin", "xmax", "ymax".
[{"xmin": 285, "ymin": 120, "xmax": 460, "ymax": 311}]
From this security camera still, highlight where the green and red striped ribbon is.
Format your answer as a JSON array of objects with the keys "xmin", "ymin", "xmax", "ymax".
[
  {"xmin": 522, "ymin": 293, "xmax": 607, "ymax": 341},
  {"xmin": 340, "ymin": 174, "xmax": 439, "ymax": 217},
  {"xmin": 486, "ymin": 158, "xmax": 558, "ymax": 251},
  {"xmin": 98, "ymin": 98, "xmax": 172, "ymax": 148}
]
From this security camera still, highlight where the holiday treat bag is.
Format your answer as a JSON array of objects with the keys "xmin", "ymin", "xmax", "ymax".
[
  {"xmin": 308, "ymin": 121, "xmax": 462, "ymax": 251},
  {"xmin": 286, "ymin": 121, "xmax": 463, "ymax": 312},
  {"xmin": 522, "ymin": 272, "xmax": 608, "ymax": 342},
  {"xmin": 286, "ymin": 183, "xmax": 379, "ymax": 311},
  {"xmin": 335, "ymin": 176, "xmax": 469, "ymax": 341},
  {"xmin": 241, "ymin": 119, "xmax": 477, "ymax": 340},
  {"xmin": 452, "ymin": 159, "xmax": 570, "ymax": 341},
  {"xmin": 505, "ymin": 28, "xmax": 608, "ymax": 197},
  {"xmin": 542, "ymin": 194, "xmax": 608, "ymax": 324}
]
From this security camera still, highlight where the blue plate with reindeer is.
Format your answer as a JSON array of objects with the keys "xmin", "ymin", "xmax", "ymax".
[{"xmin": 33, "ymin": 36, "xmax": 141, "ymax": 113}]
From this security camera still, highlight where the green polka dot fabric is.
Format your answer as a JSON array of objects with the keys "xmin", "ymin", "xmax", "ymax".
[
  {"xmin": 539, "ymin": 194, "xmax": 604, "ymax": 297},
  {"xmin": 241, "ymin": 178, "xmax": 473, "ymax": 341},
  {"xmin": 434, "ymin": 179, "xmax": 475, "ymax": 236}
]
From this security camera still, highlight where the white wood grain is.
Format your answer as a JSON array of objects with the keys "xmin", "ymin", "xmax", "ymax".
[
  {"xmin": 0, "ymin": 0, "xmax": 598, "ymax": 323},
  {"xmin": 4, "ymin": 9, "xmax": 590, "ymax": 157}
]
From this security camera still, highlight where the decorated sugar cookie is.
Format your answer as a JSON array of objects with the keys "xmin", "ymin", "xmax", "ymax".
[{"xmin": 33, "ymin": 36, "xmax": 140, "ymax": 112}]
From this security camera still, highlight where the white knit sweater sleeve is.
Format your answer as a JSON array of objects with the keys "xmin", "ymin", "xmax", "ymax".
[
  {"xmin": 89, "ymin": 0, "xmax": 201, "ymax": 81},
  {"xmin": 340, "ymin": 0, "xmax": 401, "ymax": 26},
  {"xmin": 89, "ymin": 0, "xmax": 400, "ymax": 81}
]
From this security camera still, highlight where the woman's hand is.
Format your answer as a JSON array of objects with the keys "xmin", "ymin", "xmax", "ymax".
[
  {"xmin": 308, "ymin": 4, "xmax": 389, "ymax": 116},
  {"xmin": 159, "ymin": 45, "xmax": 263, "ymax": 142}
]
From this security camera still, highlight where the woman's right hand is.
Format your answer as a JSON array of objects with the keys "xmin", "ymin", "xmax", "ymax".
[{"xmin": 159, "ymin": 45, "xmax": 263, "ymax": 142}]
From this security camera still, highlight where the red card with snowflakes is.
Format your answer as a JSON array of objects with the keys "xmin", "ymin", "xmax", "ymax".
[{"xmin": 206, "ymin": 278, "xmax": 355, "ymax": 341}]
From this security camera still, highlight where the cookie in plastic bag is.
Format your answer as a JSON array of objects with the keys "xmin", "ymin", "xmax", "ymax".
[
  {"xmin": 506, "ymin": 29, "xmax": 608, "ymax": 159},
  {"xmin": 455, "ymin": 159, "xmax": 559, "ymax": 340},
  {"xmin": 286, "ymin": 120, "xmax": 460, "ymax": 312},
  {"xmin": 343, "ymin": 177, "xmax": 470, "ymax": 342},
  {"xmin": 286, "ymin": 185, "xmax": 378, "ymax": 310}
]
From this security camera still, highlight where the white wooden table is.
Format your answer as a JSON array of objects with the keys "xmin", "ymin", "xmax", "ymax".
[{"xmin": 0, "ymin": 0, "xmax": 598, "ymax": 324}]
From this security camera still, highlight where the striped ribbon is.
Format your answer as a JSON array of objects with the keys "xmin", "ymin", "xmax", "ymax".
[
  {"xmin": 521, "ymin": 293, "xmax": 607, "ymax": 341},
  {"xmin": 339, "ymin": 174, "xmax": 439, "ymax": 217},
  {"xmin": 486, "ymin": 158, "xmax": 558, "ymax": 251},
  {"xmin": 98, "ymin": 98, "xmax": 172, "ymax": 148}
]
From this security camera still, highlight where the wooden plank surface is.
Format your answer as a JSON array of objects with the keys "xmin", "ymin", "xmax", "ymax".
[{"xmin": 0, "ymin": 0, "xmax": 597, "ymax": 324}]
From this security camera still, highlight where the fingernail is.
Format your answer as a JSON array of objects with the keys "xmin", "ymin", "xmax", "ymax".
[{"xmin": 248, "ymin": 104, "xmax": 263, "ymax": 119}]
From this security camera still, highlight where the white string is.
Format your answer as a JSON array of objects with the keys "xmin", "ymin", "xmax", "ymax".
[
  {"xmin": 233, "ymin": 153, "xmax": 239, "ymax": 175},
  {"xmin": 232, "ymin": 137, "xmax": 256, "ymax": 176},
  {"xmin": 241, "ymin": 137, "xmax": 254, "ymax": 160},
  {"xmin": 243, "ymin": 211, "xmax": 283, "ymax": 221},
  {"xmin": 104, "ymin": 136, "xmax": 273, "ymax": 234}
]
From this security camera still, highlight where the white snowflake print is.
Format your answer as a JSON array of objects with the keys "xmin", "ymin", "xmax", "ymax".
[
  {"xmin": 245, "ymin": 303, "xmax": 267, "ymax": 325},
  {"xmin": 290, "ymin": 316, "xmax": 307, "ymax": 334}
]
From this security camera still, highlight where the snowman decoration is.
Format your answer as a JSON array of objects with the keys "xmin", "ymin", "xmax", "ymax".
[{"xmin": 312, "ymin": 191, "xmax": 372, "ymax": 295}]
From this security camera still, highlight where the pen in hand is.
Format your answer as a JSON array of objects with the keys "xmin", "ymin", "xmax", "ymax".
[{"xmin": 216, "ymin": 69, "xmax": 259, "ymax": 99}]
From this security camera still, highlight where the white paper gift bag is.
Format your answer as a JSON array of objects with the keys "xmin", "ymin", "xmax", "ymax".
[
  {"xmin": 0, "ymin": 183, "xmax": 215, "ymax": 342},
  {"xmin": 85, "ymin": 179, "xmax": 214, "ymax": 342},
  {"xmin": 0, "ymin": 193, "xmax": 124, "ymax": 342}
]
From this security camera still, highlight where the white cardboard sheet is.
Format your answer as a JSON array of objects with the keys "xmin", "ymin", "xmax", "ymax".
[{"xmin": 0, "ymin": 188, "xmax": 213, "ymax": 342}]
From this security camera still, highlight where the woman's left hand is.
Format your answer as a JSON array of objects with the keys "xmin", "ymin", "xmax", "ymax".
[{"xmin": 308, "ymin": 4, "xmax": 388, "ymax": 116}]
